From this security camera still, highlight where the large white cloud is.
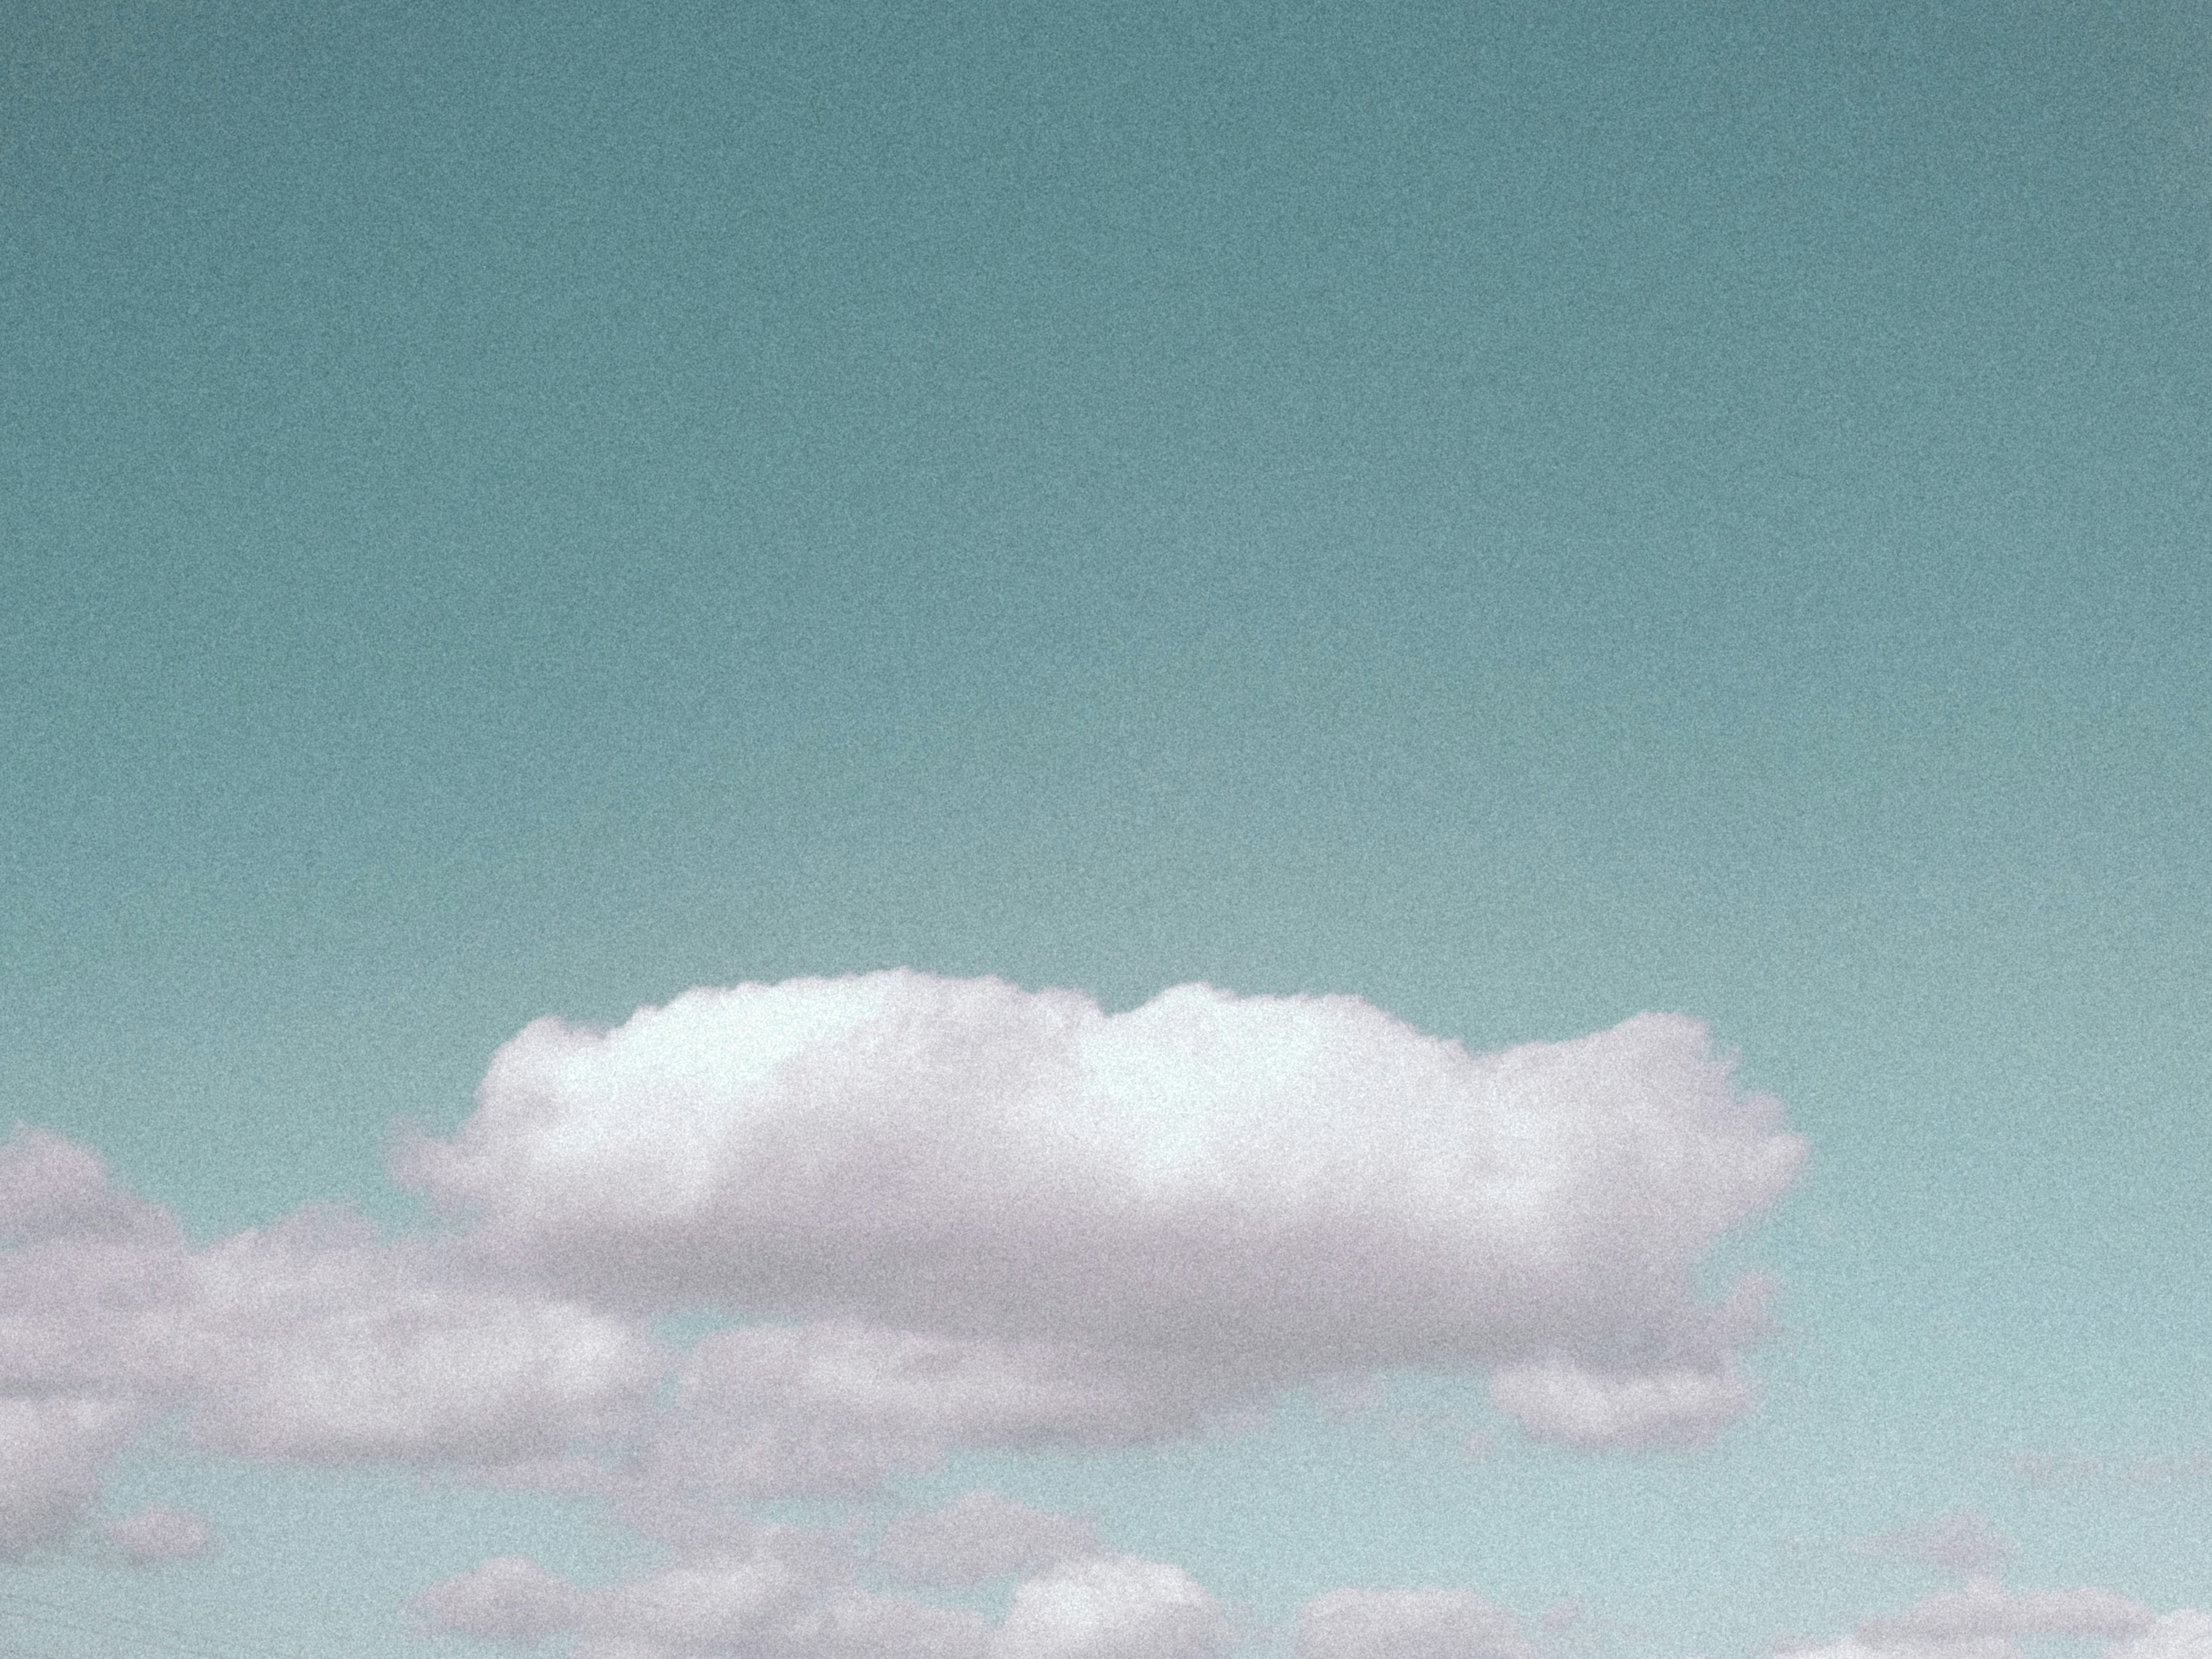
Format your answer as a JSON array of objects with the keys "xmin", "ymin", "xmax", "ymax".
[{"xmin": 400, "ymin": 974, "xmax": 1801, "ymax": 1444}]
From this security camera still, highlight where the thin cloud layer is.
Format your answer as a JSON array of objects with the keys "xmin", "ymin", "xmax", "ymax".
[
  {"xmin": 1852, "ymin": 1510, "xmax": 2013, "ymax": 1575},
  {"xmin": 413, "ymin": 1544, "xmax": 1228, "ymax": 1659},
  {"xmin": 1856, "ymin": 1577, "xmax": 2151, "ymax": 1645},
  {"xmin": 402, "ymin": 974, "xmax": 1802, "ymax": 1443}
]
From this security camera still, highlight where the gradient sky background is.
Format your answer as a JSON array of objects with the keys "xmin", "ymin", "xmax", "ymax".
[{"xmin": 3, "ymin": 1, "xmax": 2210, "ymax": 1655}]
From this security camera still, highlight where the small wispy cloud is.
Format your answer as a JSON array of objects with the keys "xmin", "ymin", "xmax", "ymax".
[
  {"xmin": 1851, "ymin": 1509, "xmax": 2012, "ymax": 1574},
  {"xmin": 96, "ymin": 1503, "xmax": 216, "ymax": 1564}
]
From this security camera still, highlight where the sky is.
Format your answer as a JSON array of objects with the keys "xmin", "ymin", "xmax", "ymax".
[{"xmin": 2, "ymin": 0, "xmax": 2210, "ymax": 1654}]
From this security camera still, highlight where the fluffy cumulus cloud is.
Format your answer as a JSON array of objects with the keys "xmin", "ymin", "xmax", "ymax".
[
  {"xmin": 993, "ymin": 1555, "xmax": 1234, "ymax": 1659},
  {"xmin": 1294, "ymin": 1586, "xmax": 1535, "ymax": 1659},
  {"xmin": 402, "ymin": 974, "xmax": 1802, "ymax": 1448}
]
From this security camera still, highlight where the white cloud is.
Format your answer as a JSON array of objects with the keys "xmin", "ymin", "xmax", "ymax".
[
  {"xmin": 181, "ymin": 1207, "xmax": 664, "ymax": 1468},
  {"xmin": 990, "ymin": 1555, "xmax": 1234, "ymax": 1659},
  {"xmin": 1486, "ymin": 1357, "xmax": 1755, "ymax": 1449},
  {"xmin": 0, "ymin": 1123, "xmax": 663, "ymax": 1550},
  {"xmin": 874, "ymin": 1490, "xmax": 1100, "ymax": 1587},
  {"xmin": 1294, "ymin": 1586, "xmax": 1535, "ymax": 1659},
  {"xmin": 412, "ymin": 1535, "xmax": 884, "ymax": 1659},
  {"xmin": 578, "ymin": 1548, "xmax": 827, "ymax": 1656},
  {"xmin": 0, "ymin": 1125, "xmax": 188, "ymax": 1552},
  {"xmin": 402, "ymin": 975, "xmax": 1800, "ymax": 1444}
]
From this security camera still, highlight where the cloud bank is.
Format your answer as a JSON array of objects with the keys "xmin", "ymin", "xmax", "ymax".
[
  {"xmin": 11, "ymin": 973, "xmax": 2207, "ymax": 1659},
  {"xmin": 1, "ymin": 967, "xmax": 1804, "ymax": 1652}
]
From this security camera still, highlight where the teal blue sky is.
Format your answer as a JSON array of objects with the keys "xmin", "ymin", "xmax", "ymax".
[{"xmin": 3, "ymin": 2, "xmax": 2209, "ymax": 1656}]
